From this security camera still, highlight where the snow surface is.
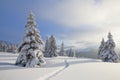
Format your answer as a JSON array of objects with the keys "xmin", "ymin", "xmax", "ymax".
[{"xmin": 0, "ymin": 52, "xmax": 120, "ymax": 80}]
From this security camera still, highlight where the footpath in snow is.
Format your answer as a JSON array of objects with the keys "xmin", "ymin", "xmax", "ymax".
[
  {"xmin": 1, "ymin": 52, "xmax": 120, "ymax": 80},
  {"xmin": 49, "ymin": 58, "xmax": 120, "ymax": 80}
]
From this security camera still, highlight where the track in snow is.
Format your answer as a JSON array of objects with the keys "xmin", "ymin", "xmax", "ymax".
[{"xmin": 45, "ymin": 59, "xmax": 69, "ymax": 80}]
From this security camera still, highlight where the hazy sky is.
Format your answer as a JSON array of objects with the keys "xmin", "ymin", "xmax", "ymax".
[{"xmin": 1, "ymin": 0, "xmax": 120, "ymax": 49}]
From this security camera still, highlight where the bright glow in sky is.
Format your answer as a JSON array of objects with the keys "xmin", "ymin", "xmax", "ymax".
[{"xmin": 1, "ymin": 0, "xmax": 120, "ymax": 49}]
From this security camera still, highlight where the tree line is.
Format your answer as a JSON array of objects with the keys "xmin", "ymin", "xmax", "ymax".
[{"xmin": 0, "ymin": 41, "xmax": 17, "ymax": 53}]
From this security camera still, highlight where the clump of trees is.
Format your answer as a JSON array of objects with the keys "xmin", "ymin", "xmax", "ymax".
[
  {"xmin": 68, "ymin": 48, "xmax": 76, "ymax": 57},
  {"xmin": 44, "ymin": 35, "xmax": 58, "ymax": 57},
  {"xmin": 98, "ymin": 32, "xmax": 119, "ymax": 63},
  {"xmin": 0, "ymin": 41, "xmax": 17, "ymax": 53}
]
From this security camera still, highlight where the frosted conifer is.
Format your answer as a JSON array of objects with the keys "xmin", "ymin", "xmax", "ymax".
[
  {"xmin": 59, "ymin": 42, "xmax": 66, "ymax": 56},
  {"xmin": 44, "ymin": 36, "xmax": 50, "ymax": 57},
  {"xmin": 16, "ymin": 11, "xmax": 46, "ymax": 67},
  {"xmin": 69, "ymin": 48, "xmax": 76, "ymax": 57},
  {"xmin": 48, "ymin": 35, "xmax": 58, "ymax": 57},
  {"xmin": 98, "ymin": 38, "xmax": 105, "ymax": 58},
  {"xmin": 99, "ymin": 32, "xmax": 119, "ymax": 62}
]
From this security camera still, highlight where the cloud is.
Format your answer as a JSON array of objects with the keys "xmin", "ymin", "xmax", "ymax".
[
  {"xmin": 35, "ymin": 0, "xmax": 120, "ymax": 49},
  {"xmin": 36, "ymin": 0, "xmax": 120, "ymax": 27}
]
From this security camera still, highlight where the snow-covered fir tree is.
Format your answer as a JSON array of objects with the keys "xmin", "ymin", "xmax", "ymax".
[
  {"xmin": 69, "ymin": 48, "xmax": 76, "ymax": 57},
  {"xmin": 99, "ymin": 32, "xmax": 119, "ymax": 62},
  {"xmin": 98, "ymin": 38, "xmax": 105, "ymax": 58},
  {"xmin": 59, "ymin": 42, "xmax": 66, "ymax": 56},
  {"xmin": 48, "ymin": 35, "xmax": 58, "ymax": 57},
  {"xmin": 44, "ymin": 36, "xmax": 50, "ymax": 57},
  {"xmin": 16, "ymin": 11, "xmax": 46, "ymax": 67}
]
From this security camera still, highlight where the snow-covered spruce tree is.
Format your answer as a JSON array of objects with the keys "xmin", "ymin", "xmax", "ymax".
[
  {"xmin": 100, "ymin": 32, "xmax": 119, "ymax": 62},
  {"xmin": 44, "ymin": 36, "xmax": 50, "ymax": 57},
  {"xmin": 59, "ymin": 42, "xmax": 66, "ymax": 56},
  {"xmin": 48, "ymin": 35, "xmax": 58, "ymax": 57},
  {"xmin": 16, "ymin": 11, "xmax": 46, "ymax": 67},
  {"xmin": 98, "ymin": 38, "xmax": 105, "ymax": 58},
  {"xmin": 69, "ymin": 48, "xmax": 76, "ymax": 57}
]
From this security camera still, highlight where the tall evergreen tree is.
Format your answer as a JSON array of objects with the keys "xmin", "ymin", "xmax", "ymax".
[
  {"xmin": 16, "ymin": 11, "xmax": 46, "ymax": 67},
  {"xmin": 59, "ymin": 42, "xmax": 66, "ymax": 56},
  {"xmin": 48, "ymin": 35, "xmax": 58, "ymax": 57},
  {"xmin": 99, "ymin": 32, "xmax": 119, "ymax": 62},
  {"xmin": 69, "ymin": 48, "xmax": 76, "ymax": 57},
  {"xmin": 98, "ymin": 38, "xmax": 105, "ymax": 58},
  {"xmin": 44, "ymin": 36, "xmax": 50, "ymax": 57}
]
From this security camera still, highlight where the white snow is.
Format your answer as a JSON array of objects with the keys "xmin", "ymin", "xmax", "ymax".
[
  {"xmin": 1, "ymin": 52, "xmax": 120, "ymax": 80},
  {"xmin": 0, "ymin": 52, "xmax": 65, "ymax": 80},
  {"xmin": 50, "ymin": 58, "xmax": 120, "ymax": 80}
]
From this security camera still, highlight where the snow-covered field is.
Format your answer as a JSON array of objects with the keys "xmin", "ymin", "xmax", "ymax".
[{"xmin": 0, "ymin": 52, "xmax": 120, "ymax": 80}]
